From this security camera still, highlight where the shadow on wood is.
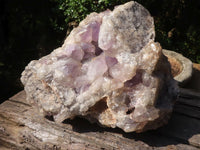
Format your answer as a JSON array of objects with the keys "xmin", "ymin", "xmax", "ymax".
[{"xmin": 0, "ymin": 89, "xmax": 199, "ymax": 150}]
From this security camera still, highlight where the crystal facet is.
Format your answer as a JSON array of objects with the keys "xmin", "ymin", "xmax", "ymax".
[{"xmin": 21, "ymin": 1, "xmax": 178, "ymax": 132}]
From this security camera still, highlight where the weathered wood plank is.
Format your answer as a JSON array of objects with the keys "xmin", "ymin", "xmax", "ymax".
[
  {"xmin": 158, "ymin": 113, "xmax": 200, "ymax": 148},
  {"xmin": 174, "ymin": 103, "xmax": 200, "ymax": 119},
  {"xmin": 157, "ymin": 144, "xmax": 199, "ymax": 150},
  {"xmin": 0, "ymin": 91, "xmax": 200, "ymax": 150},
  {"xmin": 157, "ymin": 88, "xmax": 200, "ymax": 148},
  {"xmin": 0, "ymin": 92, "xmax": 152, "ymax": 150},
  {"xmin": 174, "ymin": 88, "xmax": 200, "ymax": 119},
  {"xmin": 179, "ymin": 88, "xmax": 200, "ymax": 100}
]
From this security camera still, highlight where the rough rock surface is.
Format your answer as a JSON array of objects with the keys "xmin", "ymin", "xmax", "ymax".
[{"xmin": 21, "ymin": 1, "xmax": 178, "ymax": 132}]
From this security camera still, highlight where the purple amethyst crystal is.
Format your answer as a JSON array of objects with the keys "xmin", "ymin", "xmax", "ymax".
[{"xmin": 21, "ymin": 1, "xmax": 178, "ymax": 132}]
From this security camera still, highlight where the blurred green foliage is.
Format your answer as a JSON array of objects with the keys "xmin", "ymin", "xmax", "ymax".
[
  {"xmin": 54, "ymin": 0, "xmax": 200, "ymax": 62},
  {"xmin": 56, "ymin": 0, "xmax": 127, "ymax": 22},
  {"xmin": 0, "ymin": 0, "xmax": 200, "ymax": 102}
]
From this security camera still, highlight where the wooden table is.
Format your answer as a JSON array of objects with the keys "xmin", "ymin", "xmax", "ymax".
[
  {"xmin": 1, "ymin": 63, "xmax": 200, "ymax": 150},
  {"xmin": 0, "ymin": 88, "xmax": 200, "ymax": 150}
]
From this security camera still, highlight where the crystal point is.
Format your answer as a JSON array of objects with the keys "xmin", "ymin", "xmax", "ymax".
[{"xmin": 21, "ymin": 1, "xmax": 178, "ymax": 132}]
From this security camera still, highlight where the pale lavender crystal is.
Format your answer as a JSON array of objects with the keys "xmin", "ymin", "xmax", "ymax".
[{"xmin": 21, "ymin": 1, "xmax": 178, "ymax": 132}]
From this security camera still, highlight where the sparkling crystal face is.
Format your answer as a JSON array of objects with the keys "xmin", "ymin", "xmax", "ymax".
[{"xmin": 21, "ymin": 1, "xmax": 178, "ymax": 132}]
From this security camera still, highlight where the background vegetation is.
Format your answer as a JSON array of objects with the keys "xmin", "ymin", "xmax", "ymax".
[{"xmin": 1, "ymin": 0, "xmax": 200, "ymax": 102}]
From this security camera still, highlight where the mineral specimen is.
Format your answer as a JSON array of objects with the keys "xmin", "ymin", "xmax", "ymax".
[{"xmin": 21, "ymin": 1, "xmax": 178, "ymax": 132}]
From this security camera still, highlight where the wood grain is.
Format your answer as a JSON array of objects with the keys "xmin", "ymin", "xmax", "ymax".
[{"xmin": 0, "ymin": 90, "xmax": 200, "ymax": 150}]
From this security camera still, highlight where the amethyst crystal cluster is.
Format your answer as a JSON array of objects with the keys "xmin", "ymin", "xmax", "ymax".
[{"xmin": 21, "ymin": 1, "xmax": 178, "ymax": 132}]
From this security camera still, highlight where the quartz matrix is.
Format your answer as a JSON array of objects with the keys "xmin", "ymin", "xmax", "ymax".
[{"xmin": 21, "ymin": 1, "xmax": 178, "ymax": 132}]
